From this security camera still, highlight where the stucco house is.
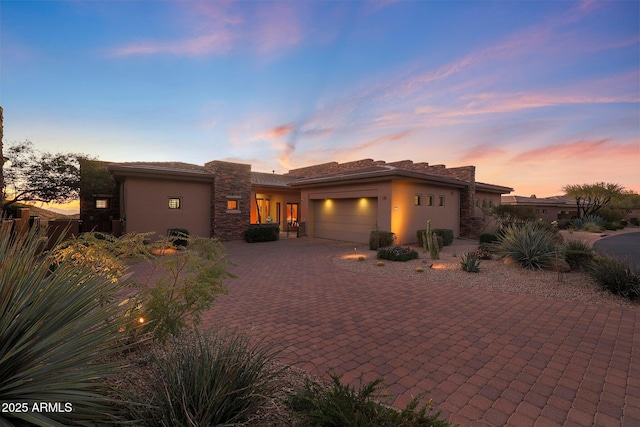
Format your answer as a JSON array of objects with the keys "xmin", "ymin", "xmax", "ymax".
[
  {"xmin": 500, "ymin": 195, "xmax": 577, "ymax": 222},
  {"xmin": 79, "ymin": 158, "xmax": 512, "ymax": 244}
]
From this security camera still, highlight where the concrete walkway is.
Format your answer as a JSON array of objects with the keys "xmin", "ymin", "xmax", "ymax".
[{"xmin": 196, "ymin": 237, "xmax": 639, "ymax": 426}]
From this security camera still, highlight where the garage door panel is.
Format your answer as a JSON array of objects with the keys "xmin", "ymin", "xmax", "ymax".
[{"xmin": 314, "ymin": 198, "xmax": 377, "ymax": 243}]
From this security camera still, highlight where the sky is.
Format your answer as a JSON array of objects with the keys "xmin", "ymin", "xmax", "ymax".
[{"xmin": 1, "ymin": 0, "xmax": 639, "ymax": 213}]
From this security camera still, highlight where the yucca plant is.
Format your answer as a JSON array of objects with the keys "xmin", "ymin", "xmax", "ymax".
[
  {"xmin": 495, "ymin": 221, "xmax": 557, "ymax": 270},
  {"xmin": 120, "ymin": 330, "xmax": 282, "ymax": 426},
  {"xmin": 0, "ymin": 226, "xmax": 135, "ymax": 426},
  {"xmin": 460, "ymin": 252, "xmax": 481, "ymax": 273}
]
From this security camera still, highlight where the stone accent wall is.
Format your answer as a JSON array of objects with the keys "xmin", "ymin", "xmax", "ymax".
[
  {"xmin": 205, "ymin": 160, "xmax": 251, "ymax": 240},
  {"xmin": 287, "ymin": 159, "xmax": 386, "ymax": 178}
]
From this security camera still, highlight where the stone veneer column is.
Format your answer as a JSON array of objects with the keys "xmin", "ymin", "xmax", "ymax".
[{"xmin": 204, "ymin": 160, "xmax": 251, "ymax": 240}]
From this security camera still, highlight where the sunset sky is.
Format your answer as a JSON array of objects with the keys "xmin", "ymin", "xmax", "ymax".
[{"xmin": 2, "ymin": 0, "xmax": 638, "ymax": 213}]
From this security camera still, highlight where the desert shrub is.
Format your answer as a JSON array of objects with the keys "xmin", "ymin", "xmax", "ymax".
[
  {"xmin": 54, "ymin": 232, "xmax": 233, "ymax": 343},
  {"xmin": 588, "ymin": 256, "xmax": 640, "ymax": 300},
  {"xmin": 460, "ymin": 252, "xmax": 481, "ymax": 273},
  {"xmin": 564, "ymin": 240, "xmax": 595, "ymax": 270},
  {"xmin": 495, "ymin": 221, "xmax": 557, "ymax": 270},
  {"xmin": 370, "ymin": 230, "xmax": 395, "ymax": 250},
  {"xmin": 475, "ymin": 244, "xmax": 494, "ymax": 260},
  {"xmin": 0, "ymin": 227, "xmax": 135, "ymax": 426},
  {"xmin": 245, "ymin": 224, "xmax": 279, "ymax": 242},
  {"xmin": 630, "ymin": 217, "xmax": 639, "ymax": 226},
  {"xmin": 120, "ymin": 331, "xmax": 282, "ymax": 426},
  {"xmin": 290, "ymin": 374, "xmax": 451, "ymax": 427},
  {"xmin": 556, "ymin": 219, "xmax": 573, "ymax": 229},
  {"xmin": 143, "ymin": 236, "xmax": 233, "ymax": 342},
  {"xmin": 168, "ymin": 228, "xmax": 190, "ymax": 247},
  {"xmin": 377, "ymin": 246, "xmax": 419, "ymax": 262},
  {"xmin": 479, "ymin": 232, "xmax": 500, "ymax": 244}
]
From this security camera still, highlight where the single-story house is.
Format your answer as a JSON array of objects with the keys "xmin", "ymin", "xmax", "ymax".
[
  {"xmin": 500, "ymin": 195, "xmax": 577, "ymax": 222},
  {"xmin": 79, "ymin": 158, "xmax": 512, "ymax": 244}
]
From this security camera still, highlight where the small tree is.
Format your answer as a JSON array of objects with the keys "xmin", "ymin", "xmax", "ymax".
[
  {"xmin": 2, "ymin": 140, "xmax": 84, "ymax": 210},
  {"xmin": 563, "ymin": 182, "xmax": 624, "ymax": 219}
]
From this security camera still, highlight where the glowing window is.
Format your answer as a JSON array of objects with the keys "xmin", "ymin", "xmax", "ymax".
[
  {"xmin": 426, "ymin": 195, "xmax": 433, "ymax": 206},
  {"xmin": 438, "ymin": 196, "xmax": 445, "ymax": 207},
  {"xmin": 227, "ymin": 199, "xmax": 238, "ymax": 210},
  {"xmin": 95, "ymin": 198, "xmax": 109, "ymax": 209},
  {"xmin": 169, "ymin": 198, "xmax": 181, "ymax": 209},
  {"xmin": 414, "ymin": 194, "xmax": 422, "ymax": 206}
]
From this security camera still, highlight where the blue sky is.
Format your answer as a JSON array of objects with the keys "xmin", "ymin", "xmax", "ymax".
[{"xmin": 2, "ymin": 0, "xmax": 638, "ymax": 212}]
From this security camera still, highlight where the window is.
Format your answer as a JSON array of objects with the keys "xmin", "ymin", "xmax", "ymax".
[
  {"xmin": 169, "ymin": 198, "xmax": 181, "ymax": 209},
  {"xmin": 438, "ymin": 196, "xmax": 445, "ymax": 207},
  {"xmin": 226, "ymin": 196, "xmax": 241, "ymax": 212},
  {"xmin": 414, "ymin": 194, "xmax": 422, "ymax": 206},
  {"xmin": 95, "ymin": 198, "xmax": 109, "ymax": 209},
  {"xmin": 286, "ymin": 203, "xmax": 299, "ymax": 225},
  {"xmin": 426, "ymin": 195, "xmax": 433, "ymax": 206}
]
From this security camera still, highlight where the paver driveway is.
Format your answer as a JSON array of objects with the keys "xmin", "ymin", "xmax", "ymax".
[{"xmin": 194, "ymin": 237, "xmax": 639, "ymax": 426}]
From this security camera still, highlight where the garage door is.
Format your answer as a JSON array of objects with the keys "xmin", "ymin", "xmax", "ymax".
[{"xmin": 313, "ymin": 198, "xmax": 378, "ymax": 243}]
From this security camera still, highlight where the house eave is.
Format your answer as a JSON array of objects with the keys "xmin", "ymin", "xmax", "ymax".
[
  {"xmin": 289, "ymin": 169, "xmax": 469, "ymax": 189},
  {"xmin": 108, "ymin": 164, "xmax": 214, "ymax": 182}
]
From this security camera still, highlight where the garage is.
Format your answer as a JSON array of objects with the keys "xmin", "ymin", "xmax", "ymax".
[{"xmin": 313, "ymin": 197, "xmax": 378, "ymax": 243}]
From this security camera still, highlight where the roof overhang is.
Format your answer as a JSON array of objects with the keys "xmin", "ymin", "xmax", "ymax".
[
  {"xmin": 289, "ymin": 168, "xmax": 469, "ymax": 189},
  {"xmin": 108, "ymin": 164, "xmax": 214, "ymax": 182}
]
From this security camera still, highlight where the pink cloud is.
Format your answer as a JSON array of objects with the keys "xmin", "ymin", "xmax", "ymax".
[
  {"xmin": 264, "ymin": 124, "xmax": 295, "ymax": 138},
  {"xmin": 111, "ymin": 1, "xmax": 306, "ymax": 58},
  {"xmin": 511, "ymin": 138, "xmax": 638, "ymax": 163},
  {"xmin": 456, "ymin": 144, "xmax": 508, "ymax": 164},
  {"xmin": 112, "ymin": 32, "xmax": 234, "ymax": 57}
]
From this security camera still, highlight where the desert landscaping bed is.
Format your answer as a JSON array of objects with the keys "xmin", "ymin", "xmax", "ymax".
[{"xmin": 332, "ymin": 234, "xmax": 640, "ymax": 310}]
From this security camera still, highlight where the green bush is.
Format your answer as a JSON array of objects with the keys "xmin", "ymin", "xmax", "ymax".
[
  {"xmin": 479, "ymin": 232, "xmax": 500, "ymax": 244},
  {"xmin": 495, "ymin": 221, "xmax": 558, "ymax": 270},
  {"xmin": 370, "ymin": 230, "xmax": 395, "ymax": 250},
  {"xmin": 120, "ymin": 331, "xmax": 282, "ymax": 426},
  {"xmin": 168, "ymin": 228, "xmax": 190, "ymax": 247},
  {"xmin": 290, "ymin": 374, "xmax": 451, "ymax": 427},
  {"xmin": 588, "ymin": 256, "xmax": 640, "ymax": 300},
  {"xmin": 0, "ymin": 227, "xmax": 135, "ymax": 426},
  {"xmin": 630, "ymin": 217, "xmax": 639, "ymax": 226},
  {"xmin": 416, "ymin": 230, "xmax": 444, "ymax": 249},
  {"xmin": 377, "ymin": 245, "xmax": 419, "ymax": 262},
  {"xmin": 565, "ymin": 249, "xmax": 595, "ymax": 270},
  {"xmin": 460, "ymin": 252, "xmax": 481, "ymax": 272},
  {"xmin": 433, "ymin": 229, "xmax": 454, "ymax": 246},
  {"xmin": 245, "ymin": 224, "xmax": 280, "ymax": 242}
]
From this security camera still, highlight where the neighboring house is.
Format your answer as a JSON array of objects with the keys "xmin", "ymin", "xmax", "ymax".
[
  {"xmin": 80, "ymin": 158, "xmax": 512, "ymax": 244},
  {"xmin": 501, "ymin": 195, "xmax": 577, "ymax": 222}
]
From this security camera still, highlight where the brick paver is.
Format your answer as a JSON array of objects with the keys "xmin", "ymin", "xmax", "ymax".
[{"xmin": 158, "ymin": 238, "xmax": 639, "ymax": 426}]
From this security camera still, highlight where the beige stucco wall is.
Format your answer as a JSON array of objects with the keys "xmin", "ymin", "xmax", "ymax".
[
  {"xmin": 299, "ymin": 179, "xmax": 461, "ymax": 244},
  {"xmin": 121, "ymin": 177, "xmax": 212, "ymax": 239},
  {"xmin": 300, "ymin": 182, "xmax": 392, "ymax": 240},
  {"xmin": 390, "ymin": 181, "xmax": 460, "ymax": 244}
]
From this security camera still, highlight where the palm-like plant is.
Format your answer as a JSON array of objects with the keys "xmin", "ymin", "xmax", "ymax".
[{"xmin": 0, "ymin": 226, "xmax": 134, "ymax": 426}]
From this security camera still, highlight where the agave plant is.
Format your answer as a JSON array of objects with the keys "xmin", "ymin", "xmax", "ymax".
[
  {"xmin": 495, "ymin": 221, "xmax": 557, "ymax": 270},
  {"xmin": 0, "ymin": 226, "xmax": 135, "ymax": 426},
  {"xmin": 460, "ymin": 252, "xmax": 481, "ymax": 273}
]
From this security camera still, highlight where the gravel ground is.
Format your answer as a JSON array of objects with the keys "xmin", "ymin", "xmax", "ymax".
[{"xmin": 332, "ymin": 234, "xmax": 640, "ymax": 310}]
